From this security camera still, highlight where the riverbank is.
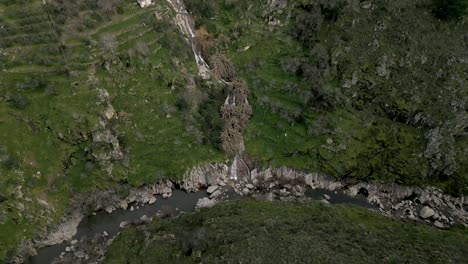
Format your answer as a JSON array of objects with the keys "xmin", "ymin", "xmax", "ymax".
[
  {"xmin": 106, "ymin": 199, "xmax": 468, "ymax": 263},
  {"xmin": 14, "ymin": 163, "xmax": 468, "ymax": 263}
]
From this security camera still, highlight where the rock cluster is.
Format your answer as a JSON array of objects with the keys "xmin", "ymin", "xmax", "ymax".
[
  {"xmin": 98, "ymin": 180, "xmax": 174, "ymax": 214},
  {"xmin": 91, "ymin": 89, "xmax": 125, "ymax": 176},
  {"xmin": 18, "ymin": 164, "xmax": 468, "ymax": 263},
  {"xmin": 180, "ymin": 165, "xmax": 468, "ymax": 229},
  {"xmin": 180, "ymin": 163, "xmax": 229, "ymax": 192},
  {"xmin": 16, "ymin": 179, "xmax": 175, "ymax": 263},
  {"xmin": 53, "ymin": 233, "xmax": 112, "ymax": 264}
]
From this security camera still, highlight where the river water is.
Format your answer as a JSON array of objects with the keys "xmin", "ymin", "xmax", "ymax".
[
  {"xmin": 26, "ymin": 190, "xmax": 207, "ymax": 264},
  {"xmin": 26, "ymin": 188, "xmax": 373, "ymax": 264}
]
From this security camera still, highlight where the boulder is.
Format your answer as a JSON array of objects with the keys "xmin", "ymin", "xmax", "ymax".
[
  {"xmin": 140, "ymin": 215, "xmax": 151, "ymax": 223},
  {"xmin": 265, "ymin": 192, "xmax": 275, "ymax": 201},
  {"xmin": 210, "ymin": 190, "xmax": 222, "ymax": 199},
  {"xmin": 148, "ymin": 197, "xmax": 157, "ymax": 205},
  {"xmin": 323, "ymin": 194, "xmax": 331, "ymax": 200},
  {"xmin": 196, "ymin": 198, "xmax": 217, "ymax": 210},
  {"xmin": 420, "ymin": 206, "xmax": 435, "ymax": 219},
  {"xmin": 120, "ymin": 201, "xmax": 128, "ymax": 210},
  {"xmin": 434, "ymin": 221, "xmax": 444, "ymax": 229},
  {"xmin": 137, "ymin": 0, "xmax": 152, "ymax": 8},
  {"xmin": 73, "ymin": 251, "xmax": 86, "ymax": 259},
  {"xmin": 207, "ymin": 185, "xmax": 219, "ymax": 194}
]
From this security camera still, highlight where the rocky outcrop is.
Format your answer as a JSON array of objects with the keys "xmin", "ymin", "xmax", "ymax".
[
  {"xmin": 180, "ymin": 163, "xmax": 229, "ymax": 192},
  {"xmin": 179, "ymin": 165, "xmax": 468, "ymax": 229},
  {"xmin": 137, "ymin": 0, "xmax": 152, "ymax": 8},
  {"xmin": 14, "ymin": 179, "xmax": 175, "ymax": 263},
  {"xmin": 52, "ymin": 233, "xmax": 113, "ymax": 264},
  {"xmin": 34, "ymin": 211, "xmax": 83, "ymax": 248},
  {"xmin": 92, "ymin": 89, "xmax": 126, "ymax": 176}
]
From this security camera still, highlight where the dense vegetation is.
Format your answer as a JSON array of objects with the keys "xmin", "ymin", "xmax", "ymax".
[
  {"xmin": 0, "ymin": 0, "xmax": 224, "ymax": 259},
  {"xmin": 186, "ymin": 0, "xmax": 468, "ymax": 195},
  {"xmin": 106, "ymin": 199, "xmax": 468, "ymax": 263},
  {"xmin": 0, "ymin": 0, "xmax": 467, "ymax": 261}
]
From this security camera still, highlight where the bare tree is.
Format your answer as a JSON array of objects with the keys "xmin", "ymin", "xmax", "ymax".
[
  {"xmin": 220, "ymin": 78, "xmax": 252, "ymax": 156},
  {"xmin": 210, "ymin": 53, "xmax": 236, "ymax": 81}
]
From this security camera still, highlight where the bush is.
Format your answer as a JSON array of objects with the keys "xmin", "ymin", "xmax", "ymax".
[
  {"xmin": 7, "ymin": 94, "xmax": 29, "ymax": 109},
  {"xmin": 280, "ymin": 57, "xmax": 302, "ymax": 75},
  {"xmin": 433, "ymin": 0, "xmax": 468, "ymax": 19},
  {"xmin": 1, "ymin": 155, "xmax": 19, "ymax": 170},
  {"xmin": 186, "ymin": 0, "xmax": 219, "ymax": 18},
  {"xmin": 16, "ymin": 76, "xmax": 48, "ymax": 91}
]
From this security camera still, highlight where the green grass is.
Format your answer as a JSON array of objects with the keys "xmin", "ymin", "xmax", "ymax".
[
  {"xmin": 0, "ymin": 0, "xmax": 222, "ymax": 260},
  {"xmin": 186, "ymin": 0, "xmax": 468, "ymax": 194},
  {"xmin": 106, "ymin": 199, "xmax": 468, "ymax": 263}
]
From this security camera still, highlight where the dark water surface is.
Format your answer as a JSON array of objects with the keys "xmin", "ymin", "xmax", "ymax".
[{"xmin": 26, "ymin": 190, "xmax": 207, "ymax": 264}]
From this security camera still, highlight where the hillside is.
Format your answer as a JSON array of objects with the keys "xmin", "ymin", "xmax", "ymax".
[
  {"xmin": 0, "ymin": 0, "xmax": 467, "ymax": 262},
  {"xmin": 0, "ymin": 0, "xmax": 225, "ymax": 259},
  {"xmin": 106, "ymin": 199, "xmax": 468, "ymax": 263},
  {"xmin": 184, "ymin": 0, "xmax": 468, "ymax": 194}
]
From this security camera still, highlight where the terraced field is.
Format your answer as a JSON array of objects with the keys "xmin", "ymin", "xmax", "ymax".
[{"xmin": 0, "ymin": 0, "xmax": 223, "ymax": 259}]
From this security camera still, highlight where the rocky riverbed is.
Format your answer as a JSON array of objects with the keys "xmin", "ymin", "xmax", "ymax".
[
  {"xmin": 13, "ymin": 163, "xmax": 468, "ymax": 263},
  {"xmin": 182, "ymin": 163, "xmax": 468, "ymax": 229}
]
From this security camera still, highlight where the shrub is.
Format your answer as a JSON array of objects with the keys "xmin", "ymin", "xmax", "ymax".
[
  {"xmin": 186, "ymin": 0, "xmax": 219, "ymax": 18},
  {"xmin": 280, "ymin": 57, "xmax": 302, "ymax": 75},
  {"xmin": 1, "ymin": 155, "xmax": 19, "ymax": 170},
  {"xmin": 7, "ymin": 94, "xmax": 29, "ymax": 109},
  {"xmin": 16, "ymin": 76, "xmax": 48, "ymax": 91},
  {"xmin": 432, "ymin": 0, "xmax": 468, "ymax": 20}
]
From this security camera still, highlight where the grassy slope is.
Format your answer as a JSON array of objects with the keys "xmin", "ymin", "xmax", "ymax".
[
  {"xmin": 187, "ymin": 0, "xmax": 467, "ymax": 193},
  {"xmin": 0, "ymin": 0, "xmax": 222, "ymax": 259},
  {"xmin": 106, "ymin": 199, "xmax": 468, "ymax": 263}
]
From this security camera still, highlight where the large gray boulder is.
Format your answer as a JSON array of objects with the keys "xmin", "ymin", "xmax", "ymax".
[{"xmin": 420, "ymin": 206, "xmax": 435, "ymax": 219}]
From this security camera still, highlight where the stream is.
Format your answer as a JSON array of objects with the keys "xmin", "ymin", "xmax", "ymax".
[{"xmin": 26, "ymin": 188, "xmax": 372, "ymax": 264}]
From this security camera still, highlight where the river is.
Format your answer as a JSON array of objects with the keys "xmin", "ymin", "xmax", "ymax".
[{"xmin": 26, "ymin": 187, "xmax": 372, "ymax": 263}]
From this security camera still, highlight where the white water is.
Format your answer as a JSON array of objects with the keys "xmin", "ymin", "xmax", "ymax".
[
  {"xmin": 166, "ymin": 0, "xmax": 249, "ymax": 180},
  {"xmin": 166, "ymin": 0, "xmax": 210, "ymax": 78}
]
